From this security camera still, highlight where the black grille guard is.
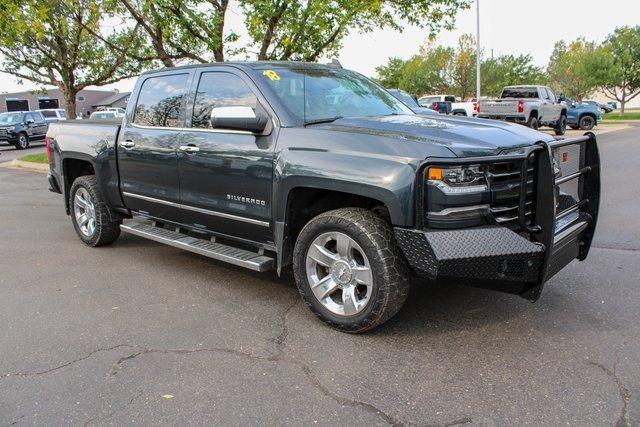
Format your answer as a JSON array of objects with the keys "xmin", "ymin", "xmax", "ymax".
[{"xmin": 408, "ymin": 132, "xmax": 600, "ymax": 301}]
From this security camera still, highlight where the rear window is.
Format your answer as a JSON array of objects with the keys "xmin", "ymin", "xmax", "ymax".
[
  {"xmin": 133, "ymin": 74, "xmax": 189, "ymax": 127},
  {"xmin": 40, "ymin": 110, "xmax": 57, "ymax": 118},
  {"xmin": 501, "ymin": 88, "xmax": 539, "ymax": 99}
]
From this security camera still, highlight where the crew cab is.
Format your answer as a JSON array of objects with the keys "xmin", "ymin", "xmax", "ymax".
[
  {"xmin": 46, "ymin": 62, "xmax": 601, "ymax": 332},
  {"xmin": 0, "ymin": 111, "xmax": 48, "ymax": 149},
  {"xmin": 418, "ymin": 94, "xmax": 478, "ymax": 117},
  {"xmin": 479, "ymin": 85, "xmax": 567, "ymax": 135}
]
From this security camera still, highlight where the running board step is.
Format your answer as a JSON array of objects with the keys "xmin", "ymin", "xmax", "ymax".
[{"xmin": 120, "ymin": 221, "xmax": 274, "ymax": 272}]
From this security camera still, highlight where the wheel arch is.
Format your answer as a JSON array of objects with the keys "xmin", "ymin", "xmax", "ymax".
[{"xmin": 273, "ymin": 181, "xmax": 410, "ymax": 274}]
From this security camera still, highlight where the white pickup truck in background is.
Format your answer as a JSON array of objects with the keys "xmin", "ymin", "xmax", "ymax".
[
  {"xmin": 418, "ymin": 94, "xmax": 478, "ymax": 117},
  {"xmin": 478, "ymin": 85, "xmax": 567, "ymax": 135}
]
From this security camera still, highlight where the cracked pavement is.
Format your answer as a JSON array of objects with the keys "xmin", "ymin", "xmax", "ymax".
[{"xmin": 1, "ymin": 124, "xmax": 639, "ymax": 425}]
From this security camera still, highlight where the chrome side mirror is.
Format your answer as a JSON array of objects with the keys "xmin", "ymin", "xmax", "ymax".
[{"xmin": 210, "ymin": 106, "xmax": 268, "ymax": 133}]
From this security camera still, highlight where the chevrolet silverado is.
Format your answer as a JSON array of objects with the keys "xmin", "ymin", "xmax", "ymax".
[{"xmin": 46, "ymin": 62, "xmax": 600, "ymax": 332}]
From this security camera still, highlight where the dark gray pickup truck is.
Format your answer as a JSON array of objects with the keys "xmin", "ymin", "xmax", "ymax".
[{"xmin": 46, "ymin": 62, "xmax": 600, "ymax": 332}]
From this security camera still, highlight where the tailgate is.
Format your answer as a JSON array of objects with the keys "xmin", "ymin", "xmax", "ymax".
[{"xmin": 481, "ymin": 100, "xmax": 517, "ymax": 115}]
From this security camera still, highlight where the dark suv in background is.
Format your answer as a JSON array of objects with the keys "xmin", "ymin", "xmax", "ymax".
[{"xmin": 0, "ymin": 111, "xmax": 48, "ymax": 149}]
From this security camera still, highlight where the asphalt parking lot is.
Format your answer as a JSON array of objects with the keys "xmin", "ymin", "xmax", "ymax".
[{"xmin": 1, "ymin": 124, "xmax": 638, "ymax": 425}]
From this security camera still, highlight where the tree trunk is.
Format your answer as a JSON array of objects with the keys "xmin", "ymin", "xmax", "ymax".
[
  {"xmin": 620, "ymin": 100, "xmax": 625, "ymax": 115},
  {"xmin": 63, "ymin": 87, "xmax": 78, "ymax": 120}
]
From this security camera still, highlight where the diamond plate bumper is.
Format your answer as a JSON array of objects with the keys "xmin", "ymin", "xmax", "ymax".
[
  {"xmin": 401, "ymin": 133, "xmax": 600, "ymax": 301},
  {"xmin": 395, "ymin": 226, "xmax": 546, "ymax": 296}
]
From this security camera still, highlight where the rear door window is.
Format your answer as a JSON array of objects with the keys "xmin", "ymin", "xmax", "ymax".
[
  {"xmin": 133, "ymin": 74, "xmax": 189, "ymax": 128},
  {"xmin": 190, "ymin": 72, "xmax": 258, "ymax": 129}
]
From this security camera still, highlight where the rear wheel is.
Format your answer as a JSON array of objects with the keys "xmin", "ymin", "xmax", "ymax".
[
  {"xmin": 526, "ymin": 115, "xmax": 539, "ymax": 130},
  {"xmin": 14, "ymin": 133, "xmax": 29, "ymax": 150},
  {"xmin": 293, "ymin": 208, "xmax": 410, "ymax": 333},
  {"xmin": 579, "ymin": 115, "xmax": 596, "ymax": 130},
  {"xmin": 453, "ymin": 111, "xmax": 466, "ymax": 116},
  {"xmin": 554, "ymin": 114, "xmax": 567, "ymax": 136},
  {"xmin": 70, "ymin": 175, "xmax": 121, "ymax": 247}
]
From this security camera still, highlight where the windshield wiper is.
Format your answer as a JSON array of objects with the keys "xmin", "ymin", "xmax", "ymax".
[{"xmin": 304, "ymin": 116, "xmax": 343, "ymax": 126}]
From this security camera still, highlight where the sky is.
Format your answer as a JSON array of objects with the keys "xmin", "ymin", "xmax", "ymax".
[{"xmin": 1, "ymin": 0, "xmax": 638, "ymax": 94}]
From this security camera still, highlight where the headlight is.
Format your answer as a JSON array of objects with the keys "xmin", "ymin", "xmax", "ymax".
[{"xmin": 427, "ymin": 165, "xmax": 487, "ymax": 194}]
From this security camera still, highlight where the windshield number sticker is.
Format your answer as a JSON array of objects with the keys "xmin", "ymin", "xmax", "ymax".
[{"xmin": 263, "ymin": 70, "xmax": 280, "ymax": 81}]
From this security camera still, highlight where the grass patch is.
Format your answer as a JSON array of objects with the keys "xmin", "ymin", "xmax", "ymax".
[
  {"xmin": 603, "ymin": 111, "xmax": 640, "ymax": 121},
  {"xmin": 18, "ymin": 153, "xmax": 48, "ymax": 163}
]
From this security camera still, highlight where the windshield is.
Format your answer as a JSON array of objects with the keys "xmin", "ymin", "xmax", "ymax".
[
  {"xmin": 501, "ymin": 88, "xmax": 539, "ymax": 99},
  {"xmin": 0, "ymin": 112, "xmax": 22, "ymax": 124},
  {"xmin": 391, "ymin": 90, "xmax": 419, "ymax": 108},
  {"xmin": 257, "ymin": 67, "xmax": 412, "ymax": 123}
]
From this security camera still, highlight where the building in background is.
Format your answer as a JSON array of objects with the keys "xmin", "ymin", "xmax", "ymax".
[
  {"xmin": 0, "ymin": 88, "xmax": 130, "ymax": 118},
  {"xmin": 91, "ymin": 92, "xmax": 130, "ymax": 112}
]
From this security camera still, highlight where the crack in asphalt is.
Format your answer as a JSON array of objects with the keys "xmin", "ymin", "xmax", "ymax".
[
  {"xmin": 588, "ymin": 339, "xmax": 633, "ymax": 427},
  {"xmin": 1, "ymin": 299, "xmax": 469, "ymax": 427},
  {"xmin": 267, "ymin": 298, "xmax": 403, "ymax": 426},
  {"xmin": 426, "ymin": 418, "xmax": 473, "ymax": 427},
  {"xmin": 1, "ymin": 344, "xmax": 134, "ymax": 378}
]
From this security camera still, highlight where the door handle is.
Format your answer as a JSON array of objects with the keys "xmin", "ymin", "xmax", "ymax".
[
  {"xmin": 121, "ymin": 140, "xmax": 135, "ymax": 148},
  {"xmin": 179, "ymin": 145, "xmax": 200, "ymax": 153}
]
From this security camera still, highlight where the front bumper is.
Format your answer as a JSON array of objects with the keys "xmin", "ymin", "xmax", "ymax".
[{"xmin": 397, "ymin": 133, "xmax": 600, "ymax": 301}]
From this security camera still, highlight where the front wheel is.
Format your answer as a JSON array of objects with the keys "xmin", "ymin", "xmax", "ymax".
[
  {"xmin": 14, "ymin": 133, "xmax": 29, "ymax": 150},
  {"xmin": 293, "ymin": 208, "xmax": 410, "ymax": 333},
  {"xmin": 579, "ymin": 115, "xmax": 596, "ymax": 130},
  {"xmin": 70, "ymin": 175, "xmax": 121, "ymax": 247},
  {"xmin": 554, "ymin": 114, "xmax": 567, "ymax": 136}
]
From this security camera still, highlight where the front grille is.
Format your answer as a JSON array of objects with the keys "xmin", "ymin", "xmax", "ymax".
[
  {"xmin": 0, "ymin": 129, "xmax": 7, "ymax": 139},
  {"xmin": 487, "ymin": 159, "xmax": 535, "ymax": 229}
]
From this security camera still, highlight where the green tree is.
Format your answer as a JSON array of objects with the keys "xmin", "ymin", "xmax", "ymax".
[
  {"xmin": 241, "ymin": 0, "xmax": 470, "ymax": 61},
  {"xmin": 374, "ymin": 57, "xmax": 407, "ymax": 88},
  {"xmin": 0, "ymin": 0, "xmax": 145, "ymax": 118},
  {"xmin": 481, "ymin": 54, "xmax": 546, "ymax": 98},
  {"xmin": 399, "ymin": 46, "xmax": 454, "ymax": 95},
  {"xmin": 547, "ymin": 39, "xmax": 606, "ymax": 100},
  {"xmin": 103, "ymin": 0, "xmax": 236, "ymax": 66},
  {"xmin": 451, "ymin": 33, "xmax": 476, "ymax": 100},
  {"xmin": 596, "ymin": 26, "xmax": 640, "ymax": 114}
]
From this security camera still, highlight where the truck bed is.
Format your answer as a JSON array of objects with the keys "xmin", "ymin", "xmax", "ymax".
[{"xmin": 47, "ymin": 119, "xmax": 121, "ymax": 154}]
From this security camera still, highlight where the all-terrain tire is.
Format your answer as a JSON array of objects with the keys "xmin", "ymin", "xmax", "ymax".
[
  {"xmin": 526, "ymin": 115, "xmax": 539, "ymax": 130},
  {"xmin": 70, "ymin": 175, "xmax": 121, "ymax": 247},
  {"xmin": 554, "ymin": 114, "xmax": 567, "ymax": 135},
  {"xmin": 293, "ymin": 208, "xmax": 410, "ymax": 333},
  {"xmin": 579, "ymin": 115, "xmax": 596, "ymax": 130}
]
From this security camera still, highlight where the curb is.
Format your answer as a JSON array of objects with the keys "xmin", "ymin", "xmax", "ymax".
[
  {"xmin": 0, "ymin": 159, "xmax": 49, "ymax": 174},
  {"xmin": 601, "ymin": 120, "xmax": 640, "ymax": 124}
]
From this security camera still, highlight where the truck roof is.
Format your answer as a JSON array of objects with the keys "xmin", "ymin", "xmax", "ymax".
[
  {"xmin": 139, "ymin": 61, "xmax": 341, "ymax": 77},
  {"xmin": 503, "ymin": 85, "xmax": 543, "ymax": 89}
]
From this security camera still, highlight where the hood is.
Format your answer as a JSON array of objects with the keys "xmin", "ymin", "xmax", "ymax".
[{"xmin": 319, "ymin": 114, "xmax": 554, "ymax": 157}]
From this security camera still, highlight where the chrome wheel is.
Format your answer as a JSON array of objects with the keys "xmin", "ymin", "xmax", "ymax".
[
  {"xmin": 17, "ymin": 134, "xmax": 28, "ymax": 149},
  {"xmin": 305, "ymin": 231, "xmax": 373, "ymax": 316},
  {"xmin": 73, "ymin": 187, "xmax": 96, "ymax": 237}
]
